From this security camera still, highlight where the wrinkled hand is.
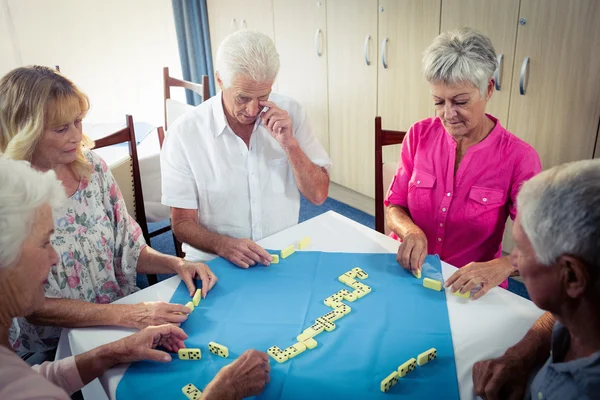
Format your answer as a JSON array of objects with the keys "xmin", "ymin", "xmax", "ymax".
[
  {"xmin": 127, "ymin": 301, "xmax": 191, "ymax": 329},
  {"xmin": 217, "ymin": 237, "xmax": 272, "ymax": 268},
  {"xmin": 259, "ymin": 101, "xmax": 293, "ymax": 145},
  {"xmin": 174, "ymin": 259, "xmax": 218, "ymax": 297},
  {"xmin": 205, "ymin": 350, "xmax": 271, "ymax": 399},
  {"xmin": 396, "ymin": 230, "xmax": 428, "ymax": 275},
  {"xmin": 472, "ymin": 354, "xmax": 530, "ymax": 400},
  {"xmin": 444, "ymin": 259, "xmax": 514, "ymax": 300},
  {"xmin": 111, "ymin": 324, "xmax": 188, "ymax": 364}
]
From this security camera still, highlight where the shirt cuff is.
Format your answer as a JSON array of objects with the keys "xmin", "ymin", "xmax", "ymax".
[
  {"xmin": 161, "ymin": 196, "xmax": 199, "ymax": 210},
  {"xmin": 31, "ymin": 356, "xmax": 85, "ymax": 395}
]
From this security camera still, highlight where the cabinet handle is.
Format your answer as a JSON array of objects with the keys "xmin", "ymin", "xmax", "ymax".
[
  {"xmin": 381, "ymin": 37, "xmax": 388, "ymax": 69},
  {"xmin": 315, "ymin": 29, "xmax": 323, "ymax": 57},
  {"xmin": 494, "ymin": 53, "xmax": 503, "ymax": 90},
  {"xmin": 241, "ymin": 19, "xmax": 247, "ymax": 29},
  {"xmin": 519, "ymin": 57, "xmax": 530, "ymax": 95},
  {"xmin": 364, "ymin": 34, "xmax": 371, "ymax": 66}
]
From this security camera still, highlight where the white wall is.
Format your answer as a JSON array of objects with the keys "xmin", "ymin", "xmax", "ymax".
[{"xmin": 0, "ymin": 0, "xmax": 185, "ymax": 127}]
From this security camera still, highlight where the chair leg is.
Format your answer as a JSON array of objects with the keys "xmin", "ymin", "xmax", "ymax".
[{"xmin": 173, "ymin": 232, "xmax": 185, "ymax": 259}]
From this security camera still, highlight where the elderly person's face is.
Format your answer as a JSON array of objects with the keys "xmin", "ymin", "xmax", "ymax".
[
  {"xmin": 431, "ymin": 80, "xmax": 493, "ymax": 139},
  {"xmin": 34, "ymin": 113, "xmax": 83, "ymax": 167},
  {"xmin": 511, "ymin": 215, "xmax": 562, "ymax": 311},
  {"xmin": 6, "ymin": 204, "xmax": 58, "ymax": 314},
  {"xmin": 220, "ymin": 75, "xmax": 272, "ymax": 126}
]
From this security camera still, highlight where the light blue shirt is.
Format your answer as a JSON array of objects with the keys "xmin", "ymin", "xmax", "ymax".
[{"xmin": 528, "ymin": 322, "xmax": 600, "ymax": 400}]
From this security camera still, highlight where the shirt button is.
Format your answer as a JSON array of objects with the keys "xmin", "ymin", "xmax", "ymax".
[
  {"xmin": 537, "ymin": 392, "xmax": 544, "ymax": 400},
  {"xmin": 442, "ymin": 207, "xmax": 447, "ymax": 212},
  {"xmin": 417, "ymin": 180, "xmax": 421, "ymax": 185},
  {"xmin": 482, "ymin": 197, "xmax": 488, "ymax": 202},
  {"xmin": 439, "ymin": 223, "xmax": 443, "ymax": 227},
  {"xmin": 446, "ymin": 192, "xmax": 451, "ymax": 197},
  {"xmin": 437, "ymin": 237, "xmax": 442, "ymax": 242}
]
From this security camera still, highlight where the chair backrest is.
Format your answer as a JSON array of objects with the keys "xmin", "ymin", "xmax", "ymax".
[
  {"xmin": 92, "ymin": 115, "xmax": 150, "ymax": 244},
  {"xmin": 163, "ymin": 66, "xmax": 210, "ymax": 130},
  {"xmin": 375, "ymin": 116, "xmax": 407, "ymax": 235}
]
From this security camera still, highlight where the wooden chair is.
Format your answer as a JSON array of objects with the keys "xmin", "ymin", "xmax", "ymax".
[
  {"xmin": 93, "ymin": 115, "xmax": 158, "ymax": 285},
  {"xmin": 159, "ymin": 67, "xmax": 212, "ymax": 257},
  {"xmin": 375, "ymin": 116, "xmax": 407, "ymax": 235}
]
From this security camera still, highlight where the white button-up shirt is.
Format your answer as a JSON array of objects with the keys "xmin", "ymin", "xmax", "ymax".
[{"xmin": 160, "ymin": 92, "xmax": 332, "ymax": 262}]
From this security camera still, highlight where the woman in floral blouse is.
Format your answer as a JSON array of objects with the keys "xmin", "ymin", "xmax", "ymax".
[{"xmin": 0, "ymin": 66, "xmax": 218, "ymax": 353}]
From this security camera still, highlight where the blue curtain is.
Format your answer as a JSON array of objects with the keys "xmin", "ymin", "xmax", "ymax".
[{"xmin": 171, "ymin": 0, "xmax": 216, "ymax": 105}]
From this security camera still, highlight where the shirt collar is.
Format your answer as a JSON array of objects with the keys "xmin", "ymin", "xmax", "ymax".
[{"xmin": 211, "ymin": 91, "xmax": 264, "ymax": 138}]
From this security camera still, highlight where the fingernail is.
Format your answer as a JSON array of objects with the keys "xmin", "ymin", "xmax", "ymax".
[{"xmin": 164, "ymin": 355, "xmax": 171, "ymax": 361}]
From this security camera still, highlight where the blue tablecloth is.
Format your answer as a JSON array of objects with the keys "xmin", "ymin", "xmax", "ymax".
[{"xmin": 116, "ymin": 251, "xmax": 458, "ymax": 399}]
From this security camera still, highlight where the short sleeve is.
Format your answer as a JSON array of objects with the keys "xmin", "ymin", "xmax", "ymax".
[
  {"xmin": 160, "ymin": 126, "xmax": 200, "ymax": 209},
  {"xmin": 292, "ymin": 102, "xmax": 332, "ymax": 170},
  {"xmin": 509, "ymin": 146, "xmax": 542, "ymax": 220},
  {"xmin": 384, "ymin": 125, "xmax": 417, "ymax": 208}
]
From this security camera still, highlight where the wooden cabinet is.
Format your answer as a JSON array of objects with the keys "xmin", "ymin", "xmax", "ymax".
[
  {"xmin": 206, "ymin": 0, "xmax": 275, "ymax": 68},
  {"xmin": 377, "ymin": 0, "xmax": 441, "ymax": 163},
  {"xmin": 440, "ymin": 0, "xmax": 520, "ymax": 125},
  {"xmin": 507, "ymin": 0, "xmax": 600, "ymax": 169},
  {"xmin": 326, "ymin": 0, "xmax": 378, "ymax": 196},
  {"xmin": 273, "ymin": 0, "xmax": 329, "ymax": 152}
]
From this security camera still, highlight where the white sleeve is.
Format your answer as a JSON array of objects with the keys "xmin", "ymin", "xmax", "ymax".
[
  {"xmin": 160, "ymin": 127, "xmax": 199, "ymax": 209},
  {"xmin": 292, "ymin": 103, "xmax": 332, "ymax": 170}
]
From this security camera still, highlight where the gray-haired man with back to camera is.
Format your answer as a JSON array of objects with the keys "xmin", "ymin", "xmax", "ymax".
[{"xmin": 161, "ymin": 30, "xmax": 332, "ymax": 268}]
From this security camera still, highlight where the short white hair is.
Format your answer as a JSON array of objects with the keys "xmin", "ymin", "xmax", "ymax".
[
  {"xmin": 0, "ymin": 157, "xmax": 65, "ymax": 268},
  {"xmin": 215, "ymin": 30, "xmax": 280, "ymax": 88},
  {"xmin": 517, "ymin": 159, "xmax": 600, "ymax": 272},
  {"xmin": 423, "ymin": 27, "xmax": 497, "ymax": 97}
]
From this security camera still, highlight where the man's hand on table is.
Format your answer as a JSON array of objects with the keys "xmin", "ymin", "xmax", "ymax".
[
  {"xmin": 203, "ymin": 349, "xmax": 271, "ymax": 400},
  {"xmin": 122, "ymin": 301, "xmax": 191, "ymax": 329},
  {"xmin": 173, "ymin": 259, "xmax": 218, "ymax": 297},
  {"xmin": 217, "ymin": 237, "xmax": 272, "ymax": 268},
  {"xmin": 445, "ymin": 257, "xmax": 515, "ymax": 300},
  {"xmin": 472, "ymin": 353, "xmax": 530, "ymax": 400},
  {"xmin": 396, "ymin": 230, "xmax": 428, "ymax": 276}
]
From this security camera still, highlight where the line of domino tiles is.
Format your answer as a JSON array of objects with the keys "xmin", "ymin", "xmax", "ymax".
[
  {"xmin": 270, "ymin": 235, "xmax": 311, "ymax": 264},
  {"xmin": 267, "ymin": 266, "xmax": 370, "ymax": 363},
  {"xmin": 380, "ymin": 348, "xmax": 438, "ymax": 393}
]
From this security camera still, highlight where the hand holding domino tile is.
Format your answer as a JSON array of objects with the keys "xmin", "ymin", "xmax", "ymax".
[
  {"xmin": 172, "ymin": 259, "xmax": 219, "ymax": 297},
  {"xmin": 216, "ymin": 237, "xmax": 273, "ymax": 268},
  {"xmin": 444, "ymin": 258, "xmax": 515, "ymax": 300},
  {"xmin": 394, "ymin": 229, "xmax": 428, "ymax": 278}
]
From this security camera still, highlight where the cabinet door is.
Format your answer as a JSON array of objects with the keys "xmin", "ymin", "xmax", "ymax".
[
  {"xmin": 327, "ymin": 0, "xmax": 378, "ymax": 196},
  {"xmin": 507, "ymin": 0, "xmax": 600, "ymax": 169},
  {"xmin": 207, "ymin": 0, "xmax": 275, "ymax": 71},
  {"xmin": 440, "ymin": 0, "xmax": 520, "ymax": 125},
  {"xmin": 377, "ymin": 0, "xmax": 441, "ymax": 163},
  {"xmin": 274, "ymin": 0, "xmax": 329, "ymax": 152}
]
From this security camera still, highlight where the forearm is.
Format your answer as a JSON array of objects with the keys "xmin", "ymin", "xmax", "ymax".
[
  {"xmin": 27, "ymin": 298, "xmax": 132, "ymax": 329},
  {"xmin": 284, "ymin": 138, "xmax": 329, "ymax": 205},
  {"xmin": 504, "ymin": 312, "xmax": 555, "ymax": 369},
  {"xmin": 136, "ymin": 246, "xmax": 180, "ymax": 275},
  {"xmin": 386, "ymin": 205, "xmax": 423, "ymax": 239},
  {"xmin": 74, "ymin": 342, "xmax": 122, "ymax": 385},
  {"xmin": 172, "ymin": 218, "xmax": 231, "ymax": 257},
  {"xmin": 202, "ymin": 375, "xmax": 238, "ymax": 400}
]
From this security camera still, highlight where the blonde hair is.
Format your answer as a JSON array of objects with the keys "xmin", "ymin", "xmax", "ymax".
[{"xmin": 0, "ymin": 66, "xmax": 93, "ymax": 179}]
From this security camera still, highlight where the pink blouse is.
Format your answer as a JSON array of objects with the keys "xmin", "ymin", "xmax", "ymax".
[
  {"xmin": 385, "ymin": 115, "xmax": 541, "ymax": 287},
  {"xmin": 0, "ymin": 345, "xmax": 83, "ymax": 399}
]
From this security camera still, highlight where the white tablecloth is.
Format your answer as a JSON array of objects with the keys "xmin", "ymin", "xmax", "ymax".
[
  {"xmin": 56, "ymin": 211, "xmax": 544, "ymax": 400},
  {"xmin": 84, "ymin": 121, "xmax": 170, "ymax": 223}
]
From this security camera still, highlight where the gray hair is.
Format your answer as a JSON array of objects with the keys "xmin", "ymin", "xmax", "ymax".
[
  {"xmin": 0, "ymin": 157, "xmax": 65, "ymax": 268},
  {"xmin": 215, "ymin": 30, "xmax": 280, "ymax": 88},
  {"xmin": 423, "ymin": 27, "xmax": 497, "ymax": 97},
  {"xmin": 517, "ymin": 159, "xmax": 600, "ymax": 272}
]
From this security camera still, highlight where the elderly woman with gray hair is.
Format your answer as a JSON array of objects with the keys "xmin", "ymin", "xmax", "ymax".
[
  {"xmin": 385, "ymin": 28, "xmax": 541, "ymax": 298},
  {"xmin": 0, "ymin": 158, "xmax": 270, "ymax": 399},
  {"xmin": 472, "ymin": 159, "xmax": 600, "ymax": 400}
]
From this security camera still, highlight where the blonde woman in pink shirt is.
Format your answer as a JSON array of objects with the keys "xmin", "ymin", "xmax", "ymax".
[
  {"xmin": 0, "ymin": 158, "xmax": 270, "ymax": 400},
  {"xmin": 385, "ymin": 28, "xmax": 541, "ymax": 299}
]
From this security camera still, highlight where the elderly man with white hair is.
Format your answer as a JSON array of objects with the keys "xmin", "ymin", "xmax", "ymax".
[
  {"xmin": 161, "ymin": 30, "xmax": 332, "ymax": 267},
  {"xmin": 385, "ymin": 28, "xmax": 542, "ymax": 298},
  {"xmin": 0, "ymin": 157, "xmax": 270, "ymax": 399},
  {"xmin": 472, "ymin": 159, "xmax": 600, "ymax": 400}
]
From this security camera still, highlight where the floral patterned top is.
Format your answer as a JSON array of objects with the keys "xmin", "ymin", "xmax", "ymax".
[{"xmin": 10, "ymin": 151, "xmax": 146, "ymax": 352}]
